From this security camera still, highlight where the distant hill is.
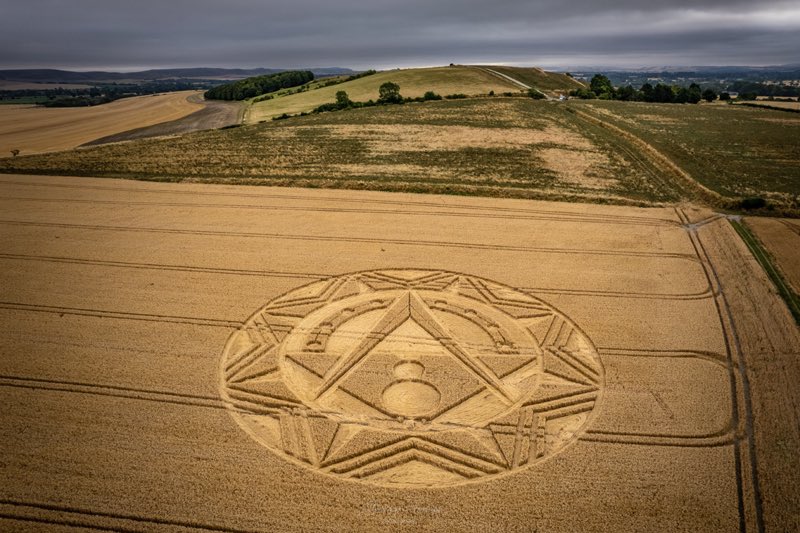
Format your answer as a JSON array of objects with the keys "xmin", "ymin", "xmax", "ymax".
[
  {"xmin": 0, "ymin": 67, "xmax": 355, "ymax": 83},
  {"xmin": 477, "ymin": 66, "xmax": 585, "ymax": 92},
  {"xmin": 246, "ymin": 65, "xmax": 579, "ymax": 122}
]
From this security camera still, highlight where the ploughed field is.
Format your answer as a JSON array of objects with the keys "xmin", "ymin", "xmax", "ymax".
[
  {"xmin": 0, "ymin": 174, "xmax": 798, "ymax": 532},
  {"xmin": 0, "ymin": 91, "xmax": 204, "ymax": 156}
]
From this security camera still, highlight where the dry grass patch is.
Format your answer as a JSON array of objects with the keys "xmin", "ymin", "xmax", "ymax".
[
  {"xmin": 320, "ymin": 124, "xmax": 594, "ymax": 153},
  {"xmin": 539, "ymin": 147, "xmax": 619, "ymax": 190}
]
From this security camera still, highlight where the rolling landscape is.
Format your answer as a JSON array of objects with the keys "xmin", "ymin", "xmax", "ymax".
[{"xmin": 1, "ymin": 1, "xmax": 799, "ymax": 532}]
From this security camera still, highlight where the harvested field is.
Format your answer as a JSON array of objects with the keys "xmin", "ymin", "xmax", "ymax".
[
  {"xmin": 0, "ymin": 91, "xmax": 204, "ymax": 156},
  {"xmin": 84, "ymin": 94, "xmax": 244, "ymax": 145},
  {"xmin": 0, "ymin": 99, "xmax": 689, "ymax": 205},
  {"xmin": 1, "ymin": 173, "xmax": 798, "ymax": 531},
  {"xmin": 571, "ymin": 100, "xmax": 800, "ymax": 209},
  {"xmin": 746, "ymin": 217, "xmax": 800, "ymax": 294}
]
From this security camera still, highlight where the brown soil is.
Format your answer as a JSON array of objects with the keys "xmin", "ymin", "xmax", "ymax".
[{"xmin": 0, "ymin": 174, "xmax": 797, "ymax": 531}]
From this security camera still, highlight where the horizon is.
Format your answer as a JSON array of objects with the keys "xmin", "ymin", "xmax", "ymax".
[
  {"xmin": 2, "ymin": 1, "xmax": 798, "ymax": 72},
  {"xmin": 3, "ymin": 61, "xmax": 800, "ymax": 74}
]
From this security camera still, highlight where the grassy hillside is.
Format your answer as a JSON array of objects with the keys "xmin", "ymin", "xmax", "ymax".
[
  {"xmin": 480, "ymin": 66, "xmax": 586, "ymax": 93},
  {"xmin": 569, "ymin": 100, "xmax": 800, "ymax": 209},
  {"xmin": 3, "ymin": 97, "xmax": 795, "ymax": 211},
  {"xmin": 245, "ymin": 66, "xmax": 525, "ymax": 122},
  {"xmin": 0, "ymin": 98, "xmax": 685, "ymax": 204}
]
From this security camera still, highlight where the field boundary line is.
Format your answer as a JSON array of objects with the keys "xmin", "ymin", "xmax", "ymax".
[
  {"xmin": 0, "ymin": 375, "xmax": 224, "ymax": 409},
  {"xmin": 597, "ymin": 347, "xmax": 727, "ymax": 365},
  {"xmin": 0, "ymin": 253, "xmax": 712, "ymax": 300},
  {"xmin": 0, "ymin": 301, "xmax": 239, "ymax": 328},
  {"xmin": 0, "ymin": 178, "xmax": 683, "ymax": 225},
  {"xmin": 580, "ymin": 429, "xmax": 735, "ymax": 447},
  {"xmin": 0, "ymin": 500, "xmax": 258, "ymax": 533},
  {"xmin": 681, "ymin": 210, "xmax": 764, "ymax": 533},
  {"xmin": 0, "ymin": 219, "xmax": 699, "ymax": 260},
  {"xmin": 0, "ymin": 194, "xmax": 680, "ymax": 227}
]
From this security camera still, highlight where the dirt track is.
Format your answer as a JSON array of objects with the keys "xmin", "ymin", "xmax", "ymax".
[
  {"xmin": 84, "ymin": 94, "xmax": 243, "ymax": 145},
  {"xmin": 0, "ymin": 174, "xmax": 797, "ymax": 532}
]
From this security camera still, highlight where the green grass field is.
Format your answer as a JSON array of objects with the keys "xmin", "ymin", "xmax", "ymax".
[
  {"xmin": 243, "ymin": 66, "xmax": 570, "ymax": 122},
  {"xmin": 0, "ymin": 96, "xmax": 50, "ymax": 105},
  {"xmin": 569, "ymin": 100, "xmax": 800, "ymax": 209}
]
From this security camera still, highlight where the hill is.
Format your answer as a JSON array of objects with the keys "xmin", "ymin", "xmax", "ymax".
[
  {"xmin": 3, "ymin": 96, "xmax": 797, "ymax": 212},
  {"xmin": 0, "ymin": 67, "xmax": 355, "ymax": 83},
  {"xmin": 477, "ymin": 66, "xmax": 585, "ymax": 92},
  {"xmin": 245, "ymin": 65, "xmax": 577, "ymax": 122}
]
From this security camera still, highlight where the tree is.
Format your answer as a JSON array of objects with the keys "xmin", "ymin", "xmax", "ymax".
[
  {"xmin": 687, "ymin": 83, "xmax": 702, "ymax": 104},
  {"xmin": 640, "ymin": 83, "xmax": 655, "ymax": 102},
  {"xmin": 702, "ymin": 88, "xmax": 718, "ymax": 103},
  {"xmin": 423, "ymin": 91, "xmax": 442, "ymax": 101},
  {"xmin": 652, "ymin": 84, "xmax": 675, "ymax": 103},
  {"xmin": 589, "ymin": 74, "xmax": 613, "ymax": 98},
  {"xmin": 720, "ymin": 92, "xmax": 732, "ymax": 101},
  {"xmin": 378, "ymin": 82, "xmax": 402, "ymax": 104},
  {"xmin": 10, "ymin": 149, "xmax": 19, "ymax": 157},
  {"xmin": 335, "ymin": 90, "xmax": 352, "ymax": 109},
  {"xmin": 617, "ymin": 85, "xmax": 639, "ymax": 101}
]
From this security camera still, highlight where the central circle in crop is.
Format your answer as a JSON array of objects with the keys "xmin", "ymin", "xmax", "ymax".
[{"xmin": 220, "ymin": 270, "xmax": 604, "ymax": 487}]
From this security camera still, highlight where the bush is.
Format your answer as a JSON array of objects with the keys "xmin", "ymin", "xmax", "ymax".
[
  {"xmin": 423, "ymin": 91, "xmax": 442, "ymax": 101},
  {"xmin": 444, "ymin": 93, "xmax": 467, "ymax": 99},
  {"xmin": 739, "ymin": 197, "xmax": 767, "ymax": 210},
  {"xmin": 569, "ymin": 88, "xmax": 596, "ymax": 100},
  {"xmin": 528, "ymin": 89, "xmax": 545, "ymax": 100}
]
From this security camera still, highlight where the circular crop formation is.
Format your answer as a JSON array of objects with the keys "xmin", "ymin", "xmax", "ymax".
[{"xmin": 220, "ymin": 269, "xmax": 604, "ymax": 487}]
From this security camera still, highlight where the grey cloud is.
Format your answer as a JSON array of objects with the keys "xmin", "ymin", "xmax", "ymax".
[{"xmin": 1, "ymin": 0, "xmax": 798, "ymax": 69}]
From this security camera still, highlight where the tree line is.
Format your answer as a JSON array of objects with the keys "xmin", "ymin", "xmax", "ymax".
[
  {"xmin": 571, "ymin": 74, "xmax": 720, "ymax": 104},
  {"xmin": 0, "ymin": 80, "xmax": 207, "ymax": 107},
  {"xmin": 204, "ymin": 70, "xmax": 314, "ymax": 101}
]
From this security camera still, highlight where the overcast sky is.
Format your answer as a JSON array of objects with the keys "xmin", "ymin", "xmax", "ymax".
[{"xmin": 1, "ymin": 0, "xmax": 799, "ymax": 70}]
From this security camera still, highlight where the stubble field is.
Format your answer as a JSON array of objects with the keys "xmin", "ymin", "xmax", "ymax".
[
  {"xmin": 0, "ymin": 91, "xmax": 204, "ymax": 156},
  {"xmin": 0, "ymin": 174, "xmax": 798, "ymax": 532}
]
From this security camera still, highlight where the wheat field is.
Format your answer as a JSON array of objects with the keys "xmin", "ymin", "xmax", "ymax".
[
  {"xmin": 0, "ymin": 91, "xmax": 204, "ymax": 156},
  {"xmin": 0, "ymin": 173, "xmax": 797, "ymax": 531}
]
